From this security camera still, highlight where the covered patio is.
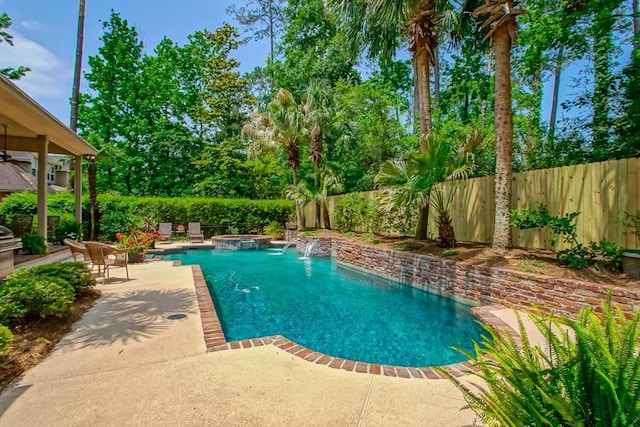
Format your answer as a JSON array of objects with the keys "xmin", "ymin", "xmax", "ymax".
[{"xmin": 0, "ymin": 75, "xmax": 97, "ymax": 241}]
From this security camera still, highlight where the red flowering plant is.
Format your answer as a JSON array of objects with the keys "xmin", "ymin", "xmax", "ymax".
[{"xmin": 115, "ymin": 229, "xmax": 159, "ymax": 259}]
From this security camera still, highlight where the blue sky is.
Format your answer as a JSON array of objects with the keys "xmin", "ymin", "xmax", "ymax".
[{"xmin": 0, "ymin": 0, "xmax": 270, "ymax": 124}]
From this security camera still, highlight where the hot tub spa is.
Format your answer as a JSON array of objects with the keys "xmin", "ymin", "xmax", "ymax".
[{"xmin": 211, "ymin": 234, "xmax": 271, "ymax": 250}]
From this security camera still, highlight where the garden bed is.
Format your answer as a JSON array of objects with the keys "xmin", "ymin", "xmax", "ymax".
[{"xmin": 297, "ymin": 230, "xmax": 640, "ymax": 289}]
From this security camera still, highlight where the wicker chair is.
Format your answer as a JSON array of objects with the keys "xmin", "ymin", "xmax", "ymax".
[{"xmin": 84, "ymin": 242, "xmax": 129, "ymax": 283}]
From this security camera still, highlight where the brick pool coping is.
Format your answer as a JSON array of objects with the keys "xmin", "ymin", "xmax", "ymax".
[{"xmin": 182, "ymin": 262, "xmax": 520, "ymax": 380}]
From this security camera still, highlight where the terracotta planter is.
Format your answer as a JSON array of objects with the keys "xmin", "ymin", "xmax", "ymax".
[
  {"xmin": 622, "ymin": 251, "xmax": 640, "ymax": 279},
  {"xmin": 128, "ymin": 251, "xmax": 145, "ymax": 263}
]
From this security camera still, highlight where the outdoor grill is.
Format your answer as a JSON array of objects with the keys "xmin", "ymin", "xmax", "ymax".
[{"xmin": 0, "ymin": 225, "xmax": 22, "ymax": 277}]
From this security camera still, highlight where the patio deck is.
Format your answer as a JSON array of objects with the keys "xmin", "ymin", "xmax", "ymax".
[{"xmin": 0, "ymin": 246, "xmax": 526, "ymax": 426}]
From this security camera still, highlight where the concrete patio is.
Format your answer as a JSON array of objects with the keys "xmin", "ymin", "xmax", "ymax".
[{"xmin": 0, "ymin": 251, "xmax": 487, "ymax": 426}]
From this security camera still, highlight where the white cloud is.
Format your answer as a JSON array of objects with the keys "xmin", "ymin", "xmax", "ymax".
[
  {"xmin": 20, "ymin": 20, "xmax": 40, "ymax": 31},
  {"xmin": 0, "ymin": 32, "xmax": 72, "ymax": 101}
]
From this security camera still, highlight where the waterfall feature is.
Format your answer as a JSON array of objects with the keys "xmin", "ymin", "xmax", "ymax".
[{"xmin": 302, "ymin": 240, "xmax": 316, "ymax": 258}]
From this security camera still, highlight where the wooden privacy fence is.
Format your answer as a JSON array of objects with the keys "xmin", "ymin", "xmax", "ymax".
[{"xmin": 302, "ymin": 157, "xmax": 640, "ymax": 251}]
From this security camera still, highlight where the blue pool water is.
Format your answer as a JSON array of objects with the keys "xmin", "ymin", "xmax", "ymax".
[{"xmin": 161, "ymin": 249, "xmax": 483, "ymax": 367}]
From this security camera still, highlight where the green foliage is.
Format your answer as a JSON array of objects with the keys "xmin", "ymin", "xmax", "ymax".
[
  {"xmin": 0, "ymin": 191, "xmax": 38, "ymax": 216},
  {"xmin": 0, "ymin": 324, "xmax": 12, "ymax": 353},
  {"xmin": 441, "ymin": 297, "xmax": 640, "ymax": 427},
  {"xmin": 0, "ymin": 270, "xmax": 75, "ymax": 325},
  {"xmin": 510, "ymin": 204, "xmax": 621, "ymax": 269},
  {"xmin": 558, "ymin": 239, "xmax": 622, "ymax": 270},
  {"xmin": 0, "ymin": 12, "xmax": 31, "ymax": 80},
  {"xmin": 621, "ymin": 211, "xmax": 640, "ymax": 241},
  {"xmin": 360, "ymin": 233, "xmax": 379, "ymax": 244},
  {"xmin": 264, "ymin": 221, "xmax": 284, "ymax": 239},
  {"xmin": 20, "ymin": 235, "xmax": 46, "ymax": 255},
  {"xmin": 441, "ymin": 250, "xmax": 458, "ymax": 257},
  {"xmin": 396, "ymin": 241, "xmax": 422, "ymax": 252},
  {"xmin": 227, "ymin": 225, "xmax": 240, "ymax": 235},
  {"xmin": 54, "ymin": 215, "xmax": 83, "ymax": 243},
  {"xmin": 28, "ymin": 262, "xmax": 96, "ymax": 294},
  {"xmin": 334, "ymin": 194, "xmax": 380, "ymax": 234}
]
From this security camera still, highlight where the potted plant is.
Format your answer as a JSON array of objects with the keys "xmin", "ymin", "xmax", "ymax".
[
  {"xmin": 621, "ymin": 211, "xmax": 640, "ymax": 278},
  {"xmin": 115, "ymin": 229, "xmax": 159, "ymax": 263}
]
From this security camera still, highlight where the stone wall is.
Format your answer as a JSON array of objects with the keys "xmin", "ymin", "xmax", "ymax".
[
  {"xmin": 295, "ymin": 236, "xmax": 333, "ymax": 257},
  {"xmin": 331, "ymin": 239, "xmax": 639, "ymax": 319}
]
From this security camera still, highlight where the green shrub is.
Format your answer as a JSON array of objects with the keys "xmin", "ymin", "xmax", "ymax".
[
  {"xmin": 53, "ymin": 214, "xmax": 83, "ymax": 243},
  {"xmin": 334, "ymin": 194, "xmax": 381, "ymax": 233},
  {"xmin": 440, "ymin": 297, "xmax": 640, "ymax": 427},
  {"xmin": 441, "ymin": 249, "xmax": 458, "ymax": 257},
  {"xmin": 0, "ymin": 270, "xmax": 75, "ymax": 324},
  {"xmin": 30, "ymin": 262, "xmax": 96, "ymax": 294},
  {"xmin": 264, "ymin": 221, "xmax": 284, "ymax": 239},
  {"xmin": 20, "ymin": 234, "xmax": 46, "ymax": 255},
  {"xmin": 0, "ymin": 192, "xmax": 38, "ymax": 216},
  {"xmin": 0, "ymin": 325, "xmax": 12, "ymax": 353}
]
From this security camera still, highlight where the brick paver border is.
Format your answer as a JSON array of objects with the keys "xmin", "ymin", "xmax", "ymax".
[{"xmin": 183, "ymin": 262, "xmax": 515, "ymax": 380}]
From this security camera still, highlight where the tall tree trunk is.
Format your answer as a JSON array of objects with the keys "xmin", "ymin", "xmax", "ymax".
[
  {"xmin": 88, "ymin": 156, "xmax": 97, "ymax": 240},
  {"xmin": 433, "ymin": 47, "xmax": 440, "ymax": 108},
  {"xmin": 548, "ymin": 44, "xmax": 564, "ymax": 149},
  {"xmin": 634, "ymin": 0, "xmax": 639, "ymax": 49},
  {"xmin": 412, "ymin": 61, "xmax": 419, "ymax": 135},
  {"xmin": 492, "ymin": 26, "xmax": 514, "ymax": 251},
  {"xmin": 268, "ymin": 0, "xmax": 275, "ymax": 62},
  {"xmin": 69, "ymin": 0, "xmax": 86, "ymax": 192},
  {"xmin": 414, "ymin": 45, "xmax": 433, "ymax": 241},
  {"xmin": 292, "ymin": 167, "xmax": 303, "ymax": 230},
  {"xmin": 322, "ymin": 204, "xmax": 331, "ymax": 230}
]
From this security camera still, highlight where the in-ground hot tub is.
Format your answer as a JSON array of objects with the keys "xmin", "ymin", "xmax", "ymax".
[{"xmin": 212, "ymin": 234, "xmax": 271, "ymax": 250}]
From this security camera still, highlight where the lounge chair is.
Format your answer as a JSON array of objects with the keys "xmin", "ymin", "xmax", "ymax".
[
  {"xmin": 158, "ymin": 222, "xmax": 172, "ymax": 243},
  {"xmin": 187, "ymin": 222, "xmax": 204, "ymax": 243},
  {"xmin": 84, "ymin": 242, "xmax": 129, "ymax": 284}
]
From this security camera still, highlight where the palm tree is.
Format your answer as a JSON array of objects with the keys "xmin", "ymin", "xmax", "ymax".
[
  {"xmin": 328, "ymin": 0, "xmax": 439, "ymax": 240},
  {"xmin": 303, "ymin": 79, "xmax": 334, "ymax": 227},
  {"xmin": 473, "ymin": 0, "xmax": 525, "ymax": 250},
  {"xmin": 243, "ymin": 88, "xmax": 306, "ymax": 230},
  {"xmin": 375, "ymin": 131, "xmax": 482, "ymax": 245},
  {"xmin": 312, "ymin": 169, "xmax": 342, "ymax": 230}
]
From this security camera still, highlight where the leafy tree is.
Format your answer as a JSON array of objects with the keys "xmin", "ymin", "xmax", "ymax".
[
  {"xmin": 226, "ymin": 0, "xmax": 285, "ymax": 62},
  {"xmin": 243, "ymin": 89, "xmax": 306, "ymax": 228},
  {"xmin": 0, "ymin": 12, "xmax": 30, "ymax": 80}
]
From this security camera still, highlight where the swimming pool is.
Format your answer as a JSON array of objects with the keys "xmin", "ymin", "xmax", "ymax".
[{"xmin": 161, "ymin": 248, "xmax": 483, "ymax": 367}]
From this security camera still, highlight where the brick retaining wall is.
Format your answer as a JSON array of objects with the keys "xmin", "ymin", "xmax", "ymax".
[{"xmin": 329, "ymin": 238, "xmax": 638, "ymax": 319}]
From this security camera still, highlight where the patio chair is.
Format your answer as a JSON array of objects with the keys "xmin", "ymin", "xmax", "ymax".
[
  {"xmin": 187, "ymin": 222, "xmax": 204, "ymax": 243},
  {"xmin": 47, "ymin": 215, "xmax": 60, "ymax": 242},
  {"xmin": 158, "ymin": 222, "xmax": 172, "ymax": 243},
  {"xmin": 63, "ymin": 238, "xmax": 91, "ymax": 263},
  {"xmin": 84, "ymin": 242, "xmax": 129, "ymax": 284},
  {"xmin": 11, "ymin": 214, "xmax": 34, "ymax": 237}
]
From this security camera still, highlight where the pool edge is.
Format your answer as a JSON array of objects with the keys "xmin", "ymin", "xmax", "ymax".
[{"xmin": 185, "ymin": 261, "xmax": 511, "ymax": 380}]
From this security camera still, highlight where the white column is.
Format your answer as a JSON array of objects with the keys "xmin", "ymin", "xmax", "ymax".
[
  {"xmin": 75, "ymin": 155, "xmax": 83, "ymax": 224},
  {"xmin": 36, "ymin": 135, "xmax": 49, "ymax": 242}
]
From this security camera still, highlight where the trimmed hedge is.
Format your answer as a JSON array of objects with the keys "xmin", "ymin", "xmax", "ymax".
[
  {"xmin": 0, "ymin": 262, "xmax": 96, "ymax": 326},
  {"xmin": 0, "ymin": 192, "xmax": 294, "ymax": 241}
]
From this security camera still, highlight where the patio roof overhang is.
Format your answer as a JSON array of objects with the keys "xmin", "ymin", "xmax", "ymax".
[
  {"xmin": 0, "ymin": 75, "xmax": 97, "ymax": 156},
  {"xmin": 0, "ymin": 75, "xmax": 95, "ymax": 246}
]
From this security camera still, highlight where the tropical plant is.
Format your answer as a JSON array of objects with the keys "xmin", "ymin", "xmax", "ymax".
[
  {"xmin": 376, "ymin": 130, "xmax": 482, "ymax": 245},
  {"xmin": 243, "ymin": 88, "xmax": 307, "ymax": 229},
  {"xmin": 440, "ymin": 296, "xmax": 640, "ymax": 427},
  {"xmin": 328, "ymin": 0, "xmax": 440, "ymax": 240},
  {"xmin": 0, "ymin": 325, "xmax": 12, "ymax": 353},
  {"xmin": 264, "ymin": 221, "xmax": 285, "ymax": 239},
  {"xmin": 311, "ymin": 169, "xmax": 342, "ymax": 230},
  {"xmin": 473, "ymin": 0, "xmax": 526, "ymax": 250}
]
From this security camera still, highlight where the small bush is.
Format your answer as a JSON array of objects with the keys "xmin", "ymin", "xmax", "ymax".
[
  {"xmin": 53, "ymin": 215, "xmax": 83, "ymax": 243},
  {"xmin": 441, "ymin": 249, "xmax": 458, "ymax": 257},
  {"xmin": 0, "ymin": 325, "xmax": 12, "ymax": 353},
  {"xmin": 0, "ymin": 267, "xmax": 77, "ymax": 325},
  {"xmin": 20, "ymin": 234, "xmax": 46, "ymax": 255},
  {"xmin": 264, "ymin": 221, "xmax": 284, "ymax": 239},
  {"xmin": 30, "ymin": 262, "xmax": 96, "ymax": 294}
]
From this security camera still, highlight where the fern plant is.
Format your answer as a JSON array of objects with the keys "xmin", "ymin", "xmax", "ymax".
[{"xmin": 440, "ymin": 297, "xmax": 640, "ymax": 426}]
